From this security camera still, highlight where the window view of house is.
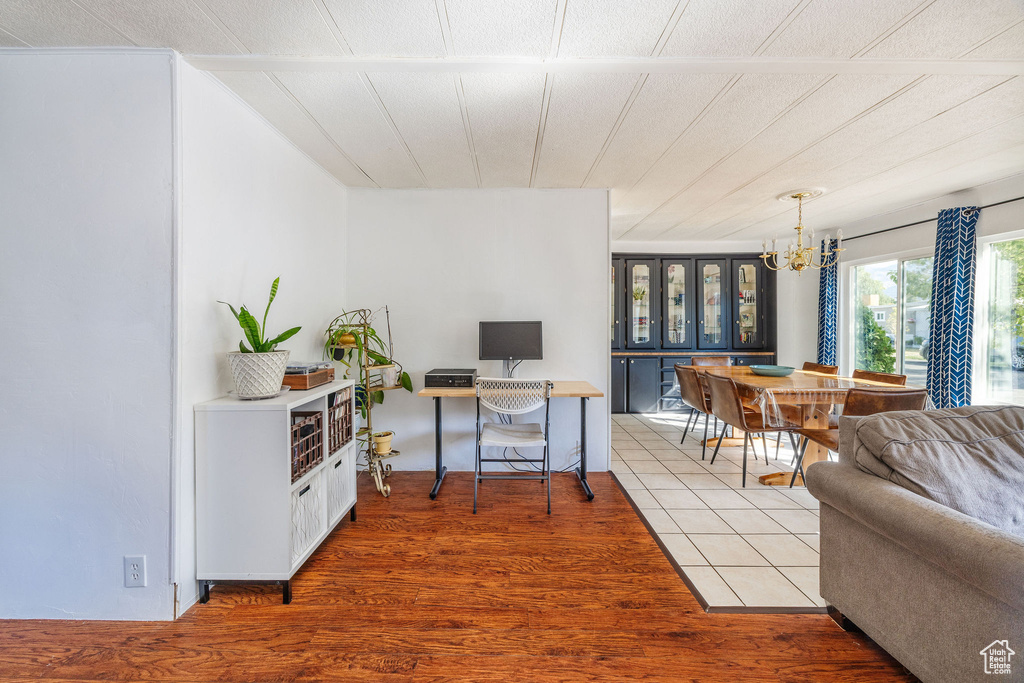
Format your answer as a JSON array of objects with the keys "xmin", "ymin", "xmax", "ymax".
[
  {"xmin": 899, "ymin": 257, "xmax": 932, "ymax": 387},
  {"xmin": 983, "ymin": 237, "xmax": 1024, "ymax": 404},
  {"xmin": 853, "ymin": 261, "xmax": 898, "ymax": 373}
]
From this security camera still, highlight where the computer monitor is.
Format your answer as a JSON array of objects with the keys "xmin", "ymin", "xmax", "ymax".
[{"xmin": 479, "ymin": 321, "xmax": 543, "ymax": 361}]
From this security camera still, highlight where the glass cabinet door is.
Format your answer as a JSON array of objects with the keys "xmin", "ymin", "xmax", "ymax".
[
  {"xmin": 732, "ymin": 259, "xmax": 763, "ymax": 348},
  {"xmin": 697, "ymin": 259, "xmax": 728, "ymax": 349},
  {"xmin": 661, "ymin": 259, "xmax": 693, "ymax": 349},
  {"xmin": 611, "ymin": 259, "xmax": 625, "ymax": 349},
  {"xmin": 625, "ymin": 259, "xmax": 657, "ymax": 349}
]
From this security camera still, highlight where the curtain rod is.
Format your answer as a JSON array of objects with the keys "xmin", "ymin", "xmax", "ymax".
[{"xmin": 843, "ymin": 195, "xmax": 1024, "ymax": 242}]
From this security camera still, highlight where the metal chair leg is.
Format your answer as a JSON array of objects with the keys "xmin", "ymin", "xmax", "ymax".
[
  {"xmin": 790, "ymin": 437, "xmax": 809, "ymax": 488},
  {"xmin": 709, "ymin": 421, "xmax": 725, "ymax": 465},
  {"xmin": 741, "ymin": 432, "xmax": 750, "ymax": 488},
  {"xmin": 681, "ymin": 410, "xmax": 695, "ymax": 444},
  {"xmin": 545, "ymin": 443, "xmax": 551, "ymax": 515},
  {"xmin": 474, "ymin": 440, "xmax": 480, "ymax": 514},
  {"xmin": 701, "ymin": 412, "xmax": 710, "ymax": 460},
  {"xmin": 775, "ymin": 433, "xmax": 782, "ymax": 460},
  {"xmin": 787, "ymin": 431, "xmax": 799, "ymax": 456},
  {"xmin": 761, "ymin": 432, "xmax": 768, "ymax": 463}
]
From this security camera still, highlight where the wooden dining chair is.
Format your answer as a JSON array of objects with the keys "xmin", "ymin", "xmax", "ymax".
[
  {"xmin": 852, "ymin": 368, "xmax": 907, "ymax": 385},
  {"xmin": 705, "ymin": 374, "xmax": 801, "ymax": 487},
  {"xmin": 802, "ymin": 361, "xmax": 839, "ymax": 375},
  {"xmin": 790, "ymin": 387, "xmax": 928, "ymax": 486},
  {"xmin": 675, "ymin": 365, "xmax": 722, "ymax": 460},
  {"xmin": 691, "ymin": 356, "xmax": 732, "ymax": 366}
]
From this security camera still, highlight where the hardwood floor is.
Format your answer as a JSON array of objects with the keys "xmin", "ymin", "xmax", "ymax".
[{"xmin": 0, "ymin": 472, "xmax": 914, "ymax": 682}]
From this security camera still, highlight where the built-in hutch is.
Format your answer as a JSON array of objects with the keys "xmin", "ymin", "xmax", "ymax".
[
  {"xmin": 194, "ymin": 379, "xmax": 357, "ymax": 603},
  {"xmin": 611, "ymin": 254, "xmax": 777, "ymax": 413}
]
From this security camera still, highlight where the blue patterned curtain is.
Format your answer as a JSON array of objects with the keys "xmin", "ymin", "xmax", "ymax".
[
  {"xmin": 927, "ymin": 207, "xmax": 979, "ymax": 408},
  {"xmin": 816, "ymin": 238, "xmax": 839, "ymax": 366}
]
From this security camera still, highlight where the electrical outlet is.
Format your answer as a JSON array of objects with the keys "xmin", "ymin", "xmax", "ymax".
[{"xmin": 124, "ymin": 555, "xmax": 146, "ymax": 588}]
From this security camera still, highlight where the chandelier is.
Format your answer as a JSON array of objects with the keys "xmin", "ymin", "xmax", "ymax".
[{"xmin": 761, "ymin": 190, "xmax": 843, "ymax": 274}]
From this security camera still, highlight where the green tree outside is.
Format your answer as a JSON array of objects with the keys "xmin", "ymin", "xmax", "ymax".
[
  {"xmin": 854, "ymin": 301, "xmax": 896, "ymax": 372},
  {"xmin": 992, "ymin": 239, "xmax": 1024, "ymax": 341},
  {"xmin": 855, "ymin": 266, "xmax": 897, "ymax": 373}
]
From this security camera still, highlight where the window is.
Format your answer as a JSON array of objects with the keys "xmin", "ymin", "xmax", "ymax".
[
  {"xmin": 974, "ymin": 235, "xmax": 1024, "ymax": 404},
  {"xmin": 850, "ymin": 255, "xmax": 933, "ymax": 385}
]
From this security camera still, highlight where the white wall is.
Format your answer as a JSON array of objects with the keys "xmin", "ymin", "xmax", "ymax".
[
  {"xmin": 347, "ymin": 189, "xmax": 609, "ymax": 474},
  {"xmin": 0, "ymin": 51, "xmax": 176, "ymax": 619},
  {"xmin": 177, "ymin": 62, "xmax": 347, "ymax": 611},
  {"xmin": 775, "ymin": 174, "xmax": 1024, "ymax": 373},
  {"xmin": 775, "ymin": 273, "xmax": 820, "ymax": 368}
]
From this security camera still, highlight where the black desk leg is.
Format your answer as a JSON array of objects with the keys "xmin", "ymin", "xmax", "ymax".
[
  {"xmin": 430, "ymin": 396, "xmax": 447, "ymax": 499},
  {"xmin": 574, "ymin": 396, "xmax": 595, "ymax": 500}
]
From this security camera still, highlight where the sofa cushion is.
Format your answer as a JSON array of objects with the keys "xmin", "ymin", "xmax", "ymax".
[{"xmin": 852, "ymin": 405, "xmax": 1024, "ymax": 537}]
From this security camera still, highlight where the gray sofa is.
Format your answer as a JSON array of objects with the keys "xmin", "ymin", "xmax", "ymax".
[{"xmin": 806, "ymin": 405, "xmax": 1024, "ymax": 683}]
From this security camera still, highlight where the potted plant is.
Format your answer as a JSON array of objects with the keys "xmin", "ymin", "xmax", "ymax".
[
  {"xmin": 633, "ymin": 285, "xmax": 647, "ymax": 302},
  {"xmin": 371, "ymin": 430, "xmax": 394, "ymax": 455},
  {"xmin": 219, "ymin": 277, "xmax": 301, "ymax": 399},
  {"xmin": 323, "ymin": 308, "xmax": 412, "ymax": 417}
]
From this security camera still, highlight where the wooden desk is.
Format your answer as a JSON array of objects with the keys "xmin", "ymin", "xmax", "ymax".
[
  {"xmin": 418, "ymin": 381, "xmax": 604, "ymax": 500},
  {"xmin": 702, "ymin": 368, "xmax": 916, "ymax": 486}
]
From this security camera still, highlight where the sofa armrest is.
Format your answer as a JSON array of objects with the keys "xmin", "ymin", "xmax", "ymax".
[{"xmin": 806, "ymin": 460, "xmax": 1024, "ymax": 612}]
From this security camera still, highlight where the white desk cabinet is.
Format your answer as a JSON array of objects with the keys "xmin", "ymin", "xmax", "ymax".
[{"xmin": 195, "ymin": 379, "xmax": 356, "ymax": 604}]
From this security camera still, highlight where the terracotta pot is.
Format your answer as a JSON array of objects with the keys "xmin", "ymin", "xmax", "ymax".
[{"xmin": 371, "ymin": 431, "xmax": 394, "ymax": 455}]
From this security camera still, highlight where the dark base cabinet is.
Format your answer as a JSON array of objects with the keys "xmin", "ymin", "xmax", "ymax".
[
  {"xmin": 626, "ymin": 358, "xmax": 661, "ymax": 414},
  {"xmin": 611, "ymin": 357, "xmax": 626, "ymax": 413},
  {"xmin": 614, "ymin": 353, "xmax": 776, "ymax": 414}
]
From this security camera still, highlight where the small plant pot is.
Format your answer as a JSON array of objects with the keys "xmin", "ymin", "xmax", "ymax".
[
  {"xmin": 227, "ymin": 350, "xmax": 289, "ymax": 398},
  {"xmin": 371, "ymin": 431, "xmax": 394, "ymax": 455},
  {"xmin": 382, "ymin": 366, "xmax": 398, "ymax": 388}
]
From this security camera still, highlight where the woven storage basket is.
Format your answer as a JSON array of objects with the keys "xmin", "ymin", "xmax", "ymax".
[{"xmin": 227, "ymin": 350, "xmax": 289, "ymax": 398}]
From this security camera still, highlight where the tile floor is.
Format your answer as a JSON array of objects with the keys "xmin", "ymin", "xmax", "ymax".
[{"xmin": 610, "ymin": 411, "xmax": 826, "ymax": 612}]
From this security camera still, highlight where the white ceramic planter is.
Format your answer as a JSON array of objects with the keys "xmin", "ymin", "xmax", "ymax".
[{"xmin": 227, "ymin": 350, "xmax": 290, "ymax": 398}]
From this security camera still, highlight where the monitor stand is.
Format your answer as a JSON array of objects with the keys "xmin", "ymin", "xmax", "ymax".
[{"xmin": 503, "ymin": 359, "xmax": 523, "ymax": 378}]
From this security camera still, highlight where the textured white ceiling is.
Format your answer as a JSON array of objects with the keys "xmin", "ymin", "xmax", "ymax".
[{"xmin": 1, "ymin": 0, "xmax": 1022, "ymax": 240}]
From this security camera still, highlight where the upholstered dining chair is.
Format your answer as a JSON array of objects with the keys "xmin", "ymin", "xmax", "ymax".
[
  {"xmin": 475, "ymin": 377, "xmax": 553, "ymax": 514},
  {"xmin": 705, "ymin": 374, "xmax": 801, "ymax": 487},
  {"xmin": 675, "ymin": 364, "xmax": 722, "ymax": 460},
  {"xmin": 790, "ymin": 387, "xmax": 928, "ymax": 486},
  {"xmin": 692, "ymin": 356, "xmax": 732, "ymax": 366},
  {"xmin": 852, "ymin": 368, "xmax": 908, "ymax": 385},
  {"xmin": 802, "ymin": 361, "xmax": 839, "ymax": 375}
]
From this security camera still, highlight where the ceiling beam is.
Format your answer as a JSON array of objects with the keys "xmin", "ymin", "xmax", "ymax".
[{"xmin": 184, "ymin": 55, "xmax": 1024, "ymax": 76}]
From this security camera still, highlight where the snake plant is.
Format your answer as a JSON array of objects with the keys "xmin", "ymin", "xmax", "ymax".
[{"xmin": 219, "ymin": 277, "xmax": 301, "ymax": 353}]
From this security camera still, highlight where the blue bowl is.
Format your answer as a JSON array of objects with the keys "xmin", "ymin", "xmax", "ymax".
[{"xmin": 749, "ymin": 365, "xmax": 795, "ymax": 377}]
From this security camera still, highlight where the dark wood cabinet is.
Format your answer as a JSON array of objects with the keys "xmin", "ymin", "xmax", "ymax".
[
  {"xmin": 661, "ymin": 259, "xmax": 694, "ymax": 349},
  {"xmin": 626, "ymin": 357, "xmax": 661, "ymax": 414},
  {"xmin": 624, "ymin": 259, "xmax": 658, "ymax": 350},
  {"xmin": 610, "ymin": 357, "xmax": 626, "ymax": 413},
  {"xmin": 611, "ymin": 259, "xmax": 625, "ymax": 350},
  {"xmin": 696, "ymin": 258, "xmax": 728, "ymax": 349},
  {"xmin": 731, "ymin": 259, "xmax": 768, "ymax": 349},
  {"xmin": 611, "ymin": 252, "xmax": 776, "ymax": 413}
]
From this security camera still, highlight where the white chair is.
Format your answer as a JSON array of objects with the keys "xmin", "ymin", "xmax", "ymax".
[{"xmin": 475, "ymin": 377, "xmax": 553, "ymax": 514}]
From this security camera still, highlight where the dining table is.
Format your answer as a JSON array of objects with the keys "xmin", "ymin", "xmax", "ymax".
[{"xmin": 698, "ymin": 366, "xmax": 920, "ymax": 486}]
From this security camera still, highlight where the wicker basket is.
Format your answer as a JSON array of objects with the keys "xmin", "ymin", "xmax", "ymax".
[
  {"xmin": 327, "ymin": 387, "xmax": 353, "ymax": 454},
  {"xmin": 228, "ymin": 350, "xmax": 289, "ymax": 398},
  {"xmin": 290, "ymin": 411, "xmax": 323, "ymax": 483}
]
